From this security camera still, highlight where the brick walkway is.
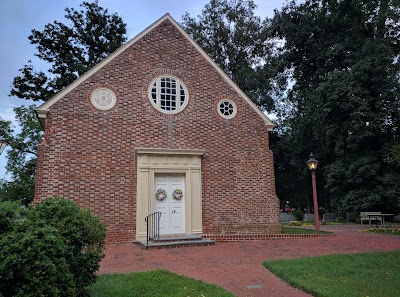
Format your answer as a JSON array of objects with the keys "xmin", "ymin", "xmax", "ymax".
[{"xmin": 99, "ymin": 224, "xmax": 400, "ymax": 296}]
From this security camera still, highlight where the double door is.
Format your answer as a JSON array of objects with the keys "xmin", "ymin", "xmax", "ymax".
[{"xmin": 154, "ymin": 174, "xmax": 185, "ymax": 235}]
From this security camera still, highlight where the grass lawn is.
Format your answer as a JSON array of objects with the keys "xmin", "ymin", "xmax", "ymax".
[
  {"xmin": 282, "ymin": 226, "xmax": 331, "ymax": 234},
  {"xmin": 90, "ymin": 270, "xmax": 234, "ymax": 297},
  {"xmin": 264, "ymin": 250, "xmax": 400, "ymax": 297}
]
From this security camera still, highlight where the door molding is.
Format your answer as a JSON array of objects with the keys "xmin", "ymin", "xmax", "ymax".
[{"xmin": 135, "ymin": 148, "xmax": 204, "ymax": 241}]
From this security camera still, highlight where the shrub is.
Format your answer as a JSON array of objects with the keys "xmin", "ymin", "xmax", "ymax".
[
  {"xmin": 292, "ymin": 210, "xmax": 305, "ymax": 221},
  {"xmin": 0, "ymin": 223, "xmax": 76, "ymax": 296},
  {"xmin": 318, "ymin": 207, "xmax": 327, "ymax": 216},
  {"xmin": 288, "ymin": 220, "xmax": 303, "ymax": 226},
  {"xmin": 0, "ymin": 197, "xmax": 106, "ymax": 297},
  {"xmin": 0, "ymin": 201, "xmax": 25, "ymax": 234}
]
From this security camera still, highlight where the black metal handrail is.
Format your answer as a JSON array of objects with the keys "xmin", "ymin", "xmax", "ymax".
[{"xmin": 145, "ymin": 212, "xmax": 161, "ymax": 245}]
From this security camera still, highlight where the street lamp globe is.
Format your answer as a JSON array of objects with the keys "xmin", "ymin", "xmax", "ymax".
[{"xmin": 306, "ymin": 153, "xmax": 319, "ymax": 171}]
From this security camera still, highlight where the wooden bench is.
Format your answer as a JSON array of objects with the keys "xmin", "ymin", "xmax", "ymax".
[{"xmin": 360, "ymin": 212, "xmax": 382, "ymax": 225}]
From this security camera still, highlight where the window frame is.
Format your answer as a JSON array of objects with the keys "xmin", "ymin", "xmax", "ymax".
[
  {"xmin": 148, "ymin": 76, "xmax": 189, "ymax": 114},
  {"xmin": 217, "ymin": 99, "xmax": 237, "ymax": 119},
  {"xmin": 90, "ymin": 88, "xmax": 117, "ymax": 110}
]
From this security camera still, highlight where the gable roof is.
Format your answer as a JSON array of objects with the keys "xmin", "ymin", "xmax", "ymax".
[{"xmin": 36, "ymin": 13, "xmax": 275, "ymax": 130}]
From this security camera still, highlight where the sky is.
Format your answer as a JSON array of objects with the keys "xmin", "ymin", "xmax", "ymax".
[{"xmin": 0, "ymin": 0, "xmax": 287, "ymax": 180}]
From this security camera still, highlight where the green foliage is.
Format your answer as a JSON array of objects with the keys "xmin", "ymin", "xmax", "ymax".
[
  {"xmin": 0, "ymin": 201, "xmax": 26, "ymax": 234},
  {"xmin": 0, "ymin": 178, "xmax": 35, "ymax": 206},
  {"xmin": 362, "ymin": 227, "xmax": 400, "ymax": 235},
  {"xmin": 282, "ymin": 226, "xmax": 331, "ymax": 234},
  {"xmin": 264, "ymin": 250, "xmax": 400, "ymax": 297},
  {"xmin": 0, "ymin": 197, "xmax": 106, "ymax": 297},
  {"xmin": 1, "ymin": 224, "xmax": 76, "ymax": 297},
  {"xmin": 393, "ymin": 144, "xmax": 400, "ymax": 166},
  {"xmin": 2, "ymin": 1, "xmax": 127, "ymax": 203},
  {"xmin": 292, "ymin": 209, "xmax": 304, "ymax": 221},
  {"xmin": 270, "ymin": 132, "xmax": 313, "ymax": 210},
  {"xmin": 318, "ymin": 207, "xmax": 327, "ymax": 216},
  {"xmin": 10, "ymin": 0, "xmax": 127, "ymax": 102},
  {"xmin": 270, "ymin": 0, "xmax": 400, "ymax": 213},
  {"xmin": 90, "ymin": 270, "xmax": 234, "ymax": 297},
  {"xmin": 288, "ymin": 221, "xmax": 303, "ymax": 226},
  {"xmin": 182, "ymin": 0, "xmax": 274, "ymax": 111},
  {"xmin": 0, "ymin": 105, "xmax": 42, "ymax": 205}
]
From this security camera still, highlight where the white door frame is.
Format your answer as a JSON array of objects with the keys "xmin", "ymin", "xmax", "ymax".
[{"xmin": 135, "ymin": 148, "xmax": 204, "ymax": 241}]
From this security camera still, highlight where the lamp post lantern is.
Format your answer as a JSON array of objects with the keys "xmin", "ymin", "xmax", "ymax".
[
  {"xmin": 306, "ymin": 153, "xmax": 320, "ymax": 232},
  {"xmin": 0, "ymin": 139, "xmax": 7, "ymax": 155}
]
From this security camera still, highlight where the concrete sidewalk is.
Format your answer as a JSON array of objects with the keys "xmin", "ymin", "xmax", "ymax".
[{"xmin": 99, "ymin": 224, "xmax": 400, "ymax": 296}]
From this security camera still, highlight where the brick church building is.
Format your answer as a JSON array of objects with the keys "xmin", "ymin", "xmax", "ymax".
[{"xmin": 34, "ymin": 14, "xmax": 280, "ymax": 243}]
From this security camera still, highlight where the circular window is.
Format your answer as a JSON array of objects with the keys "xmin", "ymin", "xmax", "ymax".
[
  {"xmin": 218, "ymin": 100, "xmax": 237, "ymax": 119},
  {"xmin": 91, "ymin": 88, "xmax": 116, "ymax": 110},
  {"xmin": 148, "ymin": 76, "xmax": 188, "ymax": 114}
]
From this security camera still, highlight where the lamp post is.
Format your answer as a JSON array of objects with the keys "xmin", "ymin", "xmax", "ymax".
[
  {"xmin": 0, "ymin": 139, "xmax": 7, "ymax": 155},
  {"xmin": 306, "ymin": 153, "xmax": 320, "ymax": 232}
]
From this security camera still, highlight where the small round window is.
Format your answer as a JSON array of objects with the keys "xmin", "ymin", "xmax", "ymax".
[
  {"xmin": 91, "ymin": 88, "xmax": 116, "ymax": 110},
  {"xmin": 218, "ymin": 99, "xmax": 237, "ymax": 119},
  {"xmin": 148, "ymin": 76, "xmax": 188, "ymax": 114}
]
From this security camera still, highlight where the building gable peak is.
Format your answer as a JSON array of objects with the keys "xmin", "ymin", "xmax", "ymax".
[{"xmin": 36, "ymin": 13, "xmax": 274, "ymax": 130}]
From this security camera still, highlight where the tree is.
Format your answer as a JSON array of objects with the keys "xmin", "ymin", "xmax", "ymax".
[
  {"xmin": 0, "ymin": 200, "xmax": 26, "ymax": 233},
  {"xmin": 0, "ymin": 197, "xmax": 106, "ymax": 297},
  {"xmin": 0, "ymin": 105, "xmax": 42, "ymax": 205},
  {"xmin": 182, "ymin": 0, "xmax": 275, "ymax": 111},
  {"xmin": 10, "ymin": 0, "xmax": 127, "ymax": 102},
  {"xmin": 270, "ymin": 0, "xmax": 400, "ymax": 213},
  {"xmin": 394, "ymin": 145, "xmax": 400, "ymax": 166},
  {"xmin": 2, "ymin": 1, "xmax": 127, "ymax": 203}
]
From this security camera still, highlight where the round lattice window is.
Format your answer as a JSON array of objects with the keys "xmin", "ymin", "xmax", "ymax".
[
  {"xmin": 148, "ymin": 76, "xmax": 188, "ymax": 114},
  {"xmin": 218, "ymin": 99, "xmax": 237, "ymax": 119},
  {"xmin": 91, "ymin": 88, "xmax": 116, "ymax": 110}
]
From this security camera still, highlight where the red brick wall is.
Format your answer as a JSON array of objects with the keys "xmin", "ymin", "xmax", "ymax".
[{"xmin": 34, "ymin": 19, "xmax": 280, "ymax": 244}]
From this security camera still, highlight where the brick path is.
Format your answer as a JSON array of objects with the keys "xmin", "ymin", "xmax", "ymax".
[{"xmin": 99, "ymin": 224, "xmax": 400, "ymax": 296}]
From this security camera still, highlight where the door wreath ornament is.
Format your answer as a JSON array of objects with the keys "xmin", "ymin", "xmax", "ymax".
[
  {"xmin": 172, "ymin": 189, "xmax": 183, "ymax": 200},
  {"xmin": 155, "ymin": 188, "xmax": 167, "ymax": 201}
]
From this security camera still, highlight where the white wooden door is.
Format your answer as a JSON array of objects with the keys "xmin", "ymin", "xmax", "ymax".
[{"xmin": 154, "ymin": 174, "xmax": 185, "ymax": 234}]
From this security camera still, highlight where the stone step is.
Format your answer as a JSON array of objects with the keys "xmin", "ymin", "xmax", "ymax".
[
  {"xmin": 152, "ymin": 234, "xmax": 203, "ymax": 243},
  {"xmin": 139, "ymin": 236, "xmax": 215, "ymax": 250},
  {"xmin": 140, "ymin": 239, "xmax": 215, "ymax": 250}
]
